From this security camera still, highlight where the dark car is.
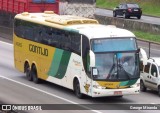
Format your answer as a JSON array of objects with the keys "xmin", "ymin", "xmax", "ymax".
[{"xmin": 113, "ymin": 3, "xmax": 142, "ymax": 19}]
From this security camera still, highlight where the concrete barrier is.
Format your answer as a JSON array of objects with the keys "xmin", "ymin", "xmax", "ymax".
[
  {"xmin": 94, "ymin": 14, "xmax": 160, "ymax": 35},
  {"xmin": 1, "ymin": 12, "xmax": 160, "ymax": 42},
  {"xmin": 0, "ymin": 26, "xmax": 13, "ymax": 41}
]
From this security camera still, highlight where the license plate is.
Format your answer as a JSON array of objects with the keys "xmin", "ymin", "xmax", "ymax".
[
  {"xmin": 134, "ymin": 9, "xmax": 138, "ymax": 11},
  {"xmin": 114, "ymin": 91, "xmax": 122, "ymax": 95}
]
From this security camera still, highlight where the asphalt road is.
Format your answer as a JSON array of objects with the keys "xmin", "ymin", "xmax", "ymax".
[
  {"xmin": 0, "ymin": 40, "xmax": 160, "ymax": 113},
  {"xmin": 137, "ymin": 40, "xmax": 160, "ymax": 57},
  {"xmin": 95, "ymin": 8, "xmax": 160, "ymax": 25}
]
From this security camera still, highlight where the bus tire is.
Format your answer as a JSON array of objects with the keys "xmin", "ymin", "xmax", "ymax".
[
  {"xmin": 158, "ymin": 86, "xmax": 160, "ymax": 97},
  {"xmin": 31, "ymin": 65, "xmax": 40, "ymax": 84},
  {"xmin": 74, "ymin": 79, "xmax": 84, "ymax": 99},
  {"xmin": 140, "ymin": 80, "xmax": 146, "ymax": 92},
  {"xmin": 25, "ymin": 63, "xmax": 32, "ymax": 81},
  {"xmin": 116, "ymin": 95, "xmax": 123, "ymax": 98}
]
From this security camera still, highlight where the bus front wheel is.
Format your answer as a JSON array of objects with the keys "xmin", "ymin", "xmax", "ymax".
[
  {"xmin": 74, "ymin": 79, "xmax": 84, "ymax": 99},
  {"xmin": 31, "ymin": 65, "xmax": 40, "ymax": 84},
  {"xmin": 140, "ymin": 80, "xmax": 146, "ymax": 92},
  {"xmin": 25, "ymin": 63, "xmax": 32, "ymax": 81}
]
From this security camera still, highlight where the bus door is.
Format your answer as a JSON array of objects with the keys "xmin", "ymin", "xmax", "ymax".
[{"xmin": 82, "ymin": 35, "xmax": 92, "ymax": 95}]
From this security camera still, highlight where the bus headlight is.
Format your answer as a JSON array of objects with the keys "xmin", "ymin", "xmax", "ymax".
[
  {"xmin": 93, "ymin": 85, "xmax": 106, "ymax": 89},
  {"xmin": 137, "ymin": 83, "xmax": 140, "ymax": 87},
  {"xmin": 130, "ymin": 83, "xmax": 140, "ymax": 88}
]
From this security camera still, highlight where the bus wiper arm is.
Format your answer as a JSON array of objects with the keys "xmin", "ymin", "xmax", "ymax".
[{"xmin": 118, "ymin": 64, "xmax": 131, "ymax": 80}]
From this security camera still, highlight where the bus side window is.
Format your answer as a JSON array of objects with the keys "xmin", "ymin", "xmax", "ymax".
[
  {"xmin": 70, "ymin": 33, "xmax": 81, "ymax": 55},
  {"xmin": 14, "ymin": 19, "xmax": 26, "ymax": 39},
  {"xmin": 60, "ymin": 31, "xmax": 71, "ymax": 51},
  {"xmin": 82, "ymin": 35, "xmax": 90, "ymax": 75}
]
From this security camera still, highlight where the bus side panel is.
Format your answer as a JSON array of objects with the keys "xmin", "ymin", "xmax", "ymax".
[
  {"xmin": 46, "ymin": 52, "xmax": 89, "ymax": 95},
  {"xmin": 14, "ymin": 34, "xmax": 25, "ymax": 72},
  {"xmin": 66, "ymin": 53, "xmax": 84, "ymax": 89},
  {"xmin": 14, "ymin": 34, "xmax": 90, "ymax": 95},
  {"xmin": 14, "ymin": 35, "xmax": 55, "ymax": 78}
]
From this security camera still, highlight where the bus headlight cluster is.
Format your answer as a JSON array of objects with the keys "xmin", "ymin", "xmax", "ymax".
[
  {"xmin": 130, "ymin": 83, "xmax": 140, "ymax": 88},
  {"xmin": 93, "ymin": 85, "xmax": 106, "ymax": 89}
]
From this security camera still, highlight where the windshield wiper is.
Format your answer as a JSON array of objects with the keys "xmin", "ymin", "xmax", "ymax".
[
  {"xmin": 107, "ymin": 64, "xmax": 118, "ymax": 79},
  {"xmin": 118, "ymin": 64, "xmax": 131, "ymax": 80}
]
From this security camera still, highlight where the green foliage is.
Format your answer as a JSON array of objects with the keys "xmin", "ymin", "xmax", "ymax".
[
  {"xmin": 96, "ymin": 0, "xmax": 160, "ymax": 42},
  {"xmin": 96, "ymin": 0, "xmax": 160, "ymax": 17},
  {"xmin": 133, "ymin": 31, "xmax": 160, "ymax": 43}
]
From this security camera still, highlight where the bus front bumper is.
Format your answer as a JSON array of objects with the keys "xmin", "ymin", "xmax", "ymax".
[{"xmin": 91, "ymin": 86, "xmax": 140, "ymax": 97}]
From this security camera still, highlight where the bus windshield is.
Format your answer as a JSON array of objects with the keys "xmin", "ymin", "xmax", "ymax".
[
  {"xmin": 91, "ymin": 38, "xmax": 137, "ymax": 52},
  {"xmin": 91, "ymin": 38, "xmax": 139, "ymax": 81}
]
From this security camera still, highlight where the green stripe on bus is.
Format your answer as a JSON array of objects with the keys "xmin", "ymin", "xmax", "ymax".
[
  {"xmin": 48, "ymin": 49, "xmax": 63, "ymax": 77},
  {"xmin": 127, "ymin": 79, "xmax": 138, "ymax": 85},
  {"xmin": 54, "ymin": 50, "xmax": 71, "ymax": 79},
  {"xmin": 120, "ymin": 79, "xmax": 138, "ymax": 86},
  {"xmin": 120, "ymin": 81, "xmax": 129, "ymax": 86}
]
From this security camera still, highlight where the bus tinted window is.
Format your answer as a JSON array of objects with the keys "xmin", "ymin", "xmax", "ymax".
[
  {"xmin": 14, "ymin": 19, "xmax": 81, "ymax": 55},
  {"xmin": 70, "ymin": 33, "xmax": 81, "ymax": 55},
  {"xmin": 91, "ymin": 38, "xmax": 137, "ymax": 52}
]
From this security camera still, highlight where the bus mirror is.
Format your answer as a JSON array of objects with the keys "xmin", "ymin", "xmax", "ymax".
[
  {"xmin": 137, "ymin": 48, "xmax": 140, "ymax": 53},
  {"xmin": 90, "ymin": 50, "xmax": 95, "ymax": 67},
  {"xmin": 143, "ymin": 60, "xmax": 147, "ymax": 65},
  {"xmin": 140, "ymin": 48, "xmax": 148, "ymax": 65}
]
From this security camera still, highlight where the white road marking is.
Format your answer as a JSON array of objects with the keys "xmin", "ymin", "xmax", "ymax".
[
  {"xmin": 0, "ymin": 40, "xmax": 101, "ymax": 113},
  {"xmin": 0, "ymin": 75, "xmax": 102, "ymax": 113},
  {"xmin": 0, "ymin": 40, "xmax": 13, "ymax": 46}
]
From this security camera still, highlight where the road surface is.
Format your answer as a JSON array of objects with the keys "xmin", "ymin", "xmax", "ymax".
[
  {"xmin": 95, "ymin": 8, "xmax": 160, "ymax": 25},
  {"xmin": 0, "ymin": 40, "xmax": 160, "ymax": 113}
]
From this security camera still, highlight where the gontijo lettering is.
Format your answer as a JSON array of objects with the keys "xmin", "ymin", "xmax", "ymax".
[{"xmin": 29, "ymin": 44, "xmax": 48, "ymax": 56}]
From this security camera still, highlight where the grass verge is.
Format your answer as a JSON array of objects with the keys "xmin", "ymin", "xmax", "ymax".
[
  {"xmin": 96, "ymin": 0, "xmax": 160, "ymax": 17},
  {"xmin": 133, "ymin": 31, "xmax": 160, "ymax": 43}
]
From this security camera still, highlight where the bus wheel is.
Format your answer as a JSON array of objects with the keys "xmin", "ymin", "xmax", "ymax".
[
  {"xmin": 25, "ymin": 63, "xmax": 32, "ymax": 81},
  {"xmin": 140, "ymin": 80, "xmax": 146, "ymax": 92},
  {"xmin": 158, "ymin": 86, "xmax": 160, "ymax": 97},
  {"xmin": 116, "ymin": 95, "xmax": 123, "ymax": 98},
  {"xmin": 74, "ymin": 79, "xmax": 84, "ymax": 99},
  {"xmin": 31, "ymin": 65, "xmax": 39, "ymax": 84}
]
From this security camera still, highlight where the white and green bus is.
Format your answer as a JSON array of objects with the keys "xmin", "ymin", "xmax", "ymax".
[{"xmin": 14, "ymin": 11, "xmax": 140, "ymax": 98}]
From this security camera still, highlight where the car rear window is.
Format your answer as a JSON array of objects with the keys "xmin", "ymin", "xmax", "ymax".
[{"xmin": 127, "ymin": 4, "xmax": 139, "ymax": 8}]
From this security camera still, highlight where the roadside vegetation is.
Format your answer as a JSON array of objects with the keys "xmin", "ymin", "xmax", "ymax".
[
  {"xmin": 133, "ymin": 31, "xmax": 160, "ymax": 43},
  {"xmin": 96, "ymin": 0, "xmax": 160, "ymax": 17},
  {"xmin": 96, "ymin": 0, "xmax": 160, "ymax": 43}
]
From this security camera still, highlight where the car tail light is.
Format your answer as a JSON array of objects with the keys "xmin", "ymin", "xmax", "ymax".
[{"xmin": 128, "ymin": 8, "xmax": 132, "ymax": 12}]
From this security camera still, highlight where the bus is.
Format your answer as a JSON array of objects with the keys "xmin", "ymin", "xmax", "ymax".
[{"xmin": 13, "ymin": 11, "xmax": 140, "ymax": 98}]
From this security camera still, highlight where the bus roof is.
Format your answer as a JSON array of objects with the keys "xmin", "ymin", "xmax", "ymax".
[
  {"xmin": 15, "ymin": 12, "xmax": 136, "ymax": 39},
  {"xmin": 66, "ymin": 24, "xmax": 135, "ymax": 39}
]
